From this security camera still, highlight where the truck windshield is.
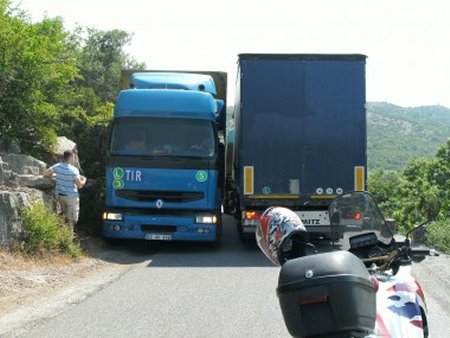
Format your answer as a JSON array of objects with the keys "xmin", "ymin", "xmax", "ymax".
[{"xmin": 110, "ymin": 117, "xmax": 216, "ymax": 158}]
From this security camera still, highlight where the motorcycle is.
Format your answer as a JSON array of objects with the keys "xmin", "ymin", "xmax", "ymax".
[{"xmin": 256, "ymin": 191, "xmax": 439, "ymax": 338}]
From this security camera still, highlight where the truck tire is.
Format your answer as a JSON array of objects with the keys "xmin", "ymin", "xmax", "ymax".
[{"xmin": 208, "ymin": 213, "xmax": 223, "ymax": 248}]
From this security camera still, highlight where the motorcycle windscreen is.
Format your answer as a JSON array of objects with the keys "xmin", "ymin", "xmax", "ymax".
[{"xmin": 329, "ymin": 191, "xmax": 393, "ymax": 250}]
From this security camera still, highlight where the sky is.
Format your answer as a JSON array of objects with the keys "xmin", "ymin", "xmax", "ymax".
[{"xmin": 18, "ymin": 0, "xmax": 450, "ymax": 107}]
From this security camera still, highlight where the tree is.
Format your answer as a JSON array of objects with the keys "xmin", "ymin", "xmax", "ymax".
[
  {"xmin": 0, "ymin": 5, "xmax": 78, "ymax": 155},
  {"xmin": 369, "ymin": 139, "xmax": 450, "ymax": 234},
  {"xmin": 76, "ymin": 28, "xmax": 145, "ymax": 103}
]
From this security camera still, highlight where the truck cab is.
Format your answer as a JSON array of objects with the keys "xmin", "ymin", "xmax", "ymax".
[{"xmin": 103, "ymin": 72, "xmax": 227, "ymax": 242}]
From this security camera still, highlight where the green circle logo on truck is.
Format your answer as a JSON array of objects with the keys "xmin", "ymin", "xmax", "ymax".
[
  {"xmin": 113, "ymin": 167, "xmax": 124, "ymax": 190},
  {"xmin": 262, "ymin": 186, "xmax": 272, "ymax": 195},
  {"xmin": 195, "ymin": 170, "xmax": 208, "ymax": 182},
  {"xmin": 113, "ymin": 178, "xmax": 124, "ymax": 190},
  {"xmin": 113, "ymin": 167, "xmax": 124, "ymax": 179}
]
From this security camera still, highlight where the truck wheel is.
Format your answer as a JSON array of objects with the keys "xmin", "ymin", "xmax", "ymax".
[{"xmin": 208, "ymin": 213, "xmax": 223, "ymax": 248}]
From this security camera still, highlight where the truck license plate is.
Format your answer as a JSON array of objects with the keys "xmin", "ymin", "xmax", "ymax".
[
  {"xmin": 295, "ymin": 211, "xmax": 330, "ymax": 226},
  {"xmin": 145, "ymin": 234, "xmax": 172, "ymax": 241}
]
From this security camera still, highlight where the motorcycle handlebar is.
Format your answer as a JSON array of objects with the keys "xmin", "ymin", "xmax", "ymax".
[
  {"xmin": 411, "ymin": 248, "xmax": 439, "ymax": 257},
  {"xmin": 363, "ymin": 247, "xmax": 438, "ymax": 273}
]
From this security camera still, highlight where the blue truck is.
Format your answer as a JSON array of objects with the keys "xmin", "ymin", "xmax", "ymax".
[
  {"xmin": 224, "ymin": 54, "xmax": 367, "ymax": 239},
  {"xmin": 102, "ymin": 71, "xmax": 227, "ymax": 242}
]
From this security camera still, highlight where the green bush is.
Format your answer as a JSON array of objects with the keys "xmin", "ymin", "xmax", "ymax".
[
  {"xmin": 426, "ymin": 219, "xmax": 450, "ymax": 254},
  {"xmin": 20, "ymin": 202, "xmax": 82, "ymax": 257}
]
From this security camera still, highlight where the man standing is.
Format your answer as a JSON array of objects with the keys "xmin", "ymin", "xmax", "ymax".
[{"xmin": 43, "ymin": 150, "xmax": 86, "ymax": 230}]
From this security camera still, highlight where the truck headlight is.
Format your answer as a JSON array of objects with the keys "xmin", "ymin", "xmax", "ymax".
[
  {"xmin": 102, "ymin": 212, "xmax": 123, "ymax": 221},
  {"xmin": 195, "ymin": 214, "xmax": 217, "ymax": 224}
]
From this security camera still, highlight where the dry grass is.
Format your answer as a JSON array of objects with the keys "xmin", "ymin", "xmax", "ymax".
[
  {"xmin": 0, "ymin": 247, "xmax": 84, "ymax": 271},
  {"xmin": 0, "ymin": 245, "xmax": 104, "ymax": 316}
]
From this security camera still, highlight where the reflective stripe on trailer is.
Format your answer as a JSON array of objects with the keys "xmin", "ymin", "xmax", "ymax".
[{"xmin": 243, "ymin": 166, "xmax": 254, "ymax": 195}]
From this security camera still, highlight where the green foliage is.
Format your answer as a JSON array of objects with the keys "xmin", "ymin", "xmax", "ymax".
[
  {"xmin": 367, "ymin": 169, "xmax": 406, "ymax": 218},
  {"xmin": 367, "ymin": 102, "xmax": 450, "ymax": 171},
  {"xmin": 75, "ymin": 27, "xmax": 145, "ymax": 103},
  {"xmin": 368, "ymin": 140, "xmax": 450, "ymax": 253},
  {"xmin": 78, "ymin": 177, "xmax": 106, "ymax": 235},
  {"xmin": 0, "ymin": 5, "xmax": 147, "ymax": 232},
  {"xmin": 20, "ymin": 203, "xmax": 82, "ymax": 257},
  {"xmin": 0, "ymin": 5, "xmax": 145, "ymax": 160},
  {"xmin": 0, "ymin": 8, "xmax": 78, "ymax": 156},
  {"xmin": 426, "ymin": 220, "xmax": 450, "ymax": 253}
]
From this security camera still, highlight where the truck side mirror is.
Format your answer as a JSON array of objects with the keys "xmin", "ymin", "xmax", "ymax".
[
  {"xmin": 216, "ymin": 99, "xmax": 224, "ymax": 115},
  {"xmin": 215, "ymin": 99, "xmax": 225, "ymax": 131}
]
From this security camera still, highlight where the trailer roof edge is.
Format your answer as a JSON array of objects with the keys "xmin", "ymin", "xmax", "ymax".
[{"xmin": 238, "ymin": 54, "xmax": 367, "ymax": 61}]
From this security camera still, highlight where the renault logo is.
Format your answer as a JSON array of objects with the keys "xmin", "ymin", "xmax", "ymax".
[{"xmin": 156, "ymin": 199, "xmax": 164, "ymax": 209}]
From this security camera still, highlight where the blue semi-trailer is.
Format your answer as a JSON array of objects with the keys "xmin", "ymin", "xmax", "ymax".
[
  {"xmin": 102, "ymin": 71, "xmax": 227, "ymax": 242},
  {"xmin": 225, "ymin": 54, "xmax": 367, "ymax": 239}
]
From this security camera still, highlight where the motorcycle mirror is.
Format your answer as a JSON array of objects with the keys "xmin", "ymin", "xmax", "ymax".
[
  {"xmin": 406, "ymin": 198, "xmax": 441, "ymax": 238},
  {"xmin": 425, "ymin": 200, "xmax": 441, "ymax": 221},
  {"xmin": 418, "ymin": 196, "xmax": 441, "ymax": 221}
]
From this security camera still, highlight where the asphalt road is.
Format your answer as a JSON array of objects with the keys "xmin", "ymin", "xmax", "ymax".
[
  {"xmin": 17, "ymin": 215, "xmax": 289, "ymax": 338},
  {"xmin": 11, "ymin": 215, "xmax": 450, "ymax": 338}
]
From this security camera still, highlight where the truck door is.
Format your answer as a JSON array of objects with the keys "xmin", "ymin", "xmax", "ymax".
[
  {"xmin": 302, "ymin": 60, "xmax": 366, "ymax": 196},
  {"xmin": 240, "ymin": 60, "xmax": 305, "ymax": 196}
]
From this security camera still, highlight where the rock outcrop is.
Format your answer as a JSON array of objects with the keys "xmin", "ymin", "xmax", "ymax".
[
  {"xmin": 0, "ymin": 189, "xmax": 51, "ymax": 245},
  {"xmin": 0, "ymin": 137, "xmax": 79, "ymax": 246},
  {"xmin": 0, "ymin": 153, "xmax": 54, "ymax": 245},
  {"xmin": 51, "ymin": 136, "xmax": 82, "ymax": 171}
]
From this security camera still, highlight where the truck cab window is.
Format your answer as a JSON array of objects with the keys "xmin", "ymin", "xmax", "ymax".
[{"xmin": 111, "ymin": 117, "xmax": 216, "ymax": 158}]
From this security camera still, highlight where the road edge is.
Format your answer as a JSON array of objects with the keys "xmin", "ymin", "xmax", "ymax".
[{"xmin": 0, "ymin": 263, "xmax": 133, "ymax": 337}]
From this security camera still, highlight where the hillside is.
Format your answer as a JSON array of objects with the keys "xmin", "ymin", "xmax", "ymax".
[
  {"xmin": 227, "ymin": 103, "xmax": 450, "ymax": 171},
  {"xmin": 367, "ymin": 102, "xmax": 450, "ymax": 170}
]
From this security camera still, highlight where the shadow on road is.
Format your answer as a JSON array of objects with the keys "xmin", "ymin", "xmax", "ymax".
[{"xmin": 81, "ymin": 215, "xmax": 275, "ymax": 268}]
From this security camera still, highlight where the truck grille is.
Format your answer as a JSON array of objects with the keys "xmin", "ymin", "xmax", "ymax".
[
  {"xmin": 141, "ymin": 225, "xmax": 177, "ymax": 233},
  {"xmin": 116, "ymin": 190, "xmax": 204, "ymax": 203}
]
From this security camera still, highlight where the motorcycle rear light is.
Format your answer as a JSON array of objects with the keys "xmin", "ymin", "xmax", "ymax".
[{"xmin": 297, "ymin": 293, "xmax": 329, "ymax": 305}]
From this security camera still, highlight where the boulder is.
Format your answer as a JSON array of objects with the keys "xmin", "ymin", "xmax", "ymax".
[
  {"xmin": 55, "ymin": 136, "xmax": 77, "ymax": 155},
  {"xmin": 0, "ymin": 157, "xmax": 13, "ymax": 186},
  {"xmin": 0, "ymin": 139, "xmax": 80, "ymax": 246},
  {"xmin": 14, "ymin": 175, "xmax": 54, "ymax": 190},
  {"xmin": 1, "ymin": 154, "xmax": 46, "ymax": 175},
  {"xmin": 50, "ymin": 136, "xmax": 82, "ymax": 171},
  {"xmin": 0, "ymin": 189, "xmax": 50, "ymax": 246}
]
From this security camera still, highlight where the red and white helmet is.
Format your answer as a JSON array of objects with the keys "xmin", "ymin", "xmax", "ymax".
[{"xmin": 256, "ymin": 207, "xmax": 309, "ymax": 266}]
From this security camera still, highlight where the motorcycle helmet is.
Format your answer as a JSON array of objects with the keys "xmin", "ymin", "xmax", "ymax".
[{"xmin": 256, "ymin": 206, "xmax": 309, "ymax": 266}]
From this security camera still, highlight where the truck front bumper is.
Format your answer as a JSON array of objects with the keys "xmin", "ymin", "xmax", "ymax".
[{"xmin": 102, "ymin": 213, "xmax": 219, "ymax": 242}]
